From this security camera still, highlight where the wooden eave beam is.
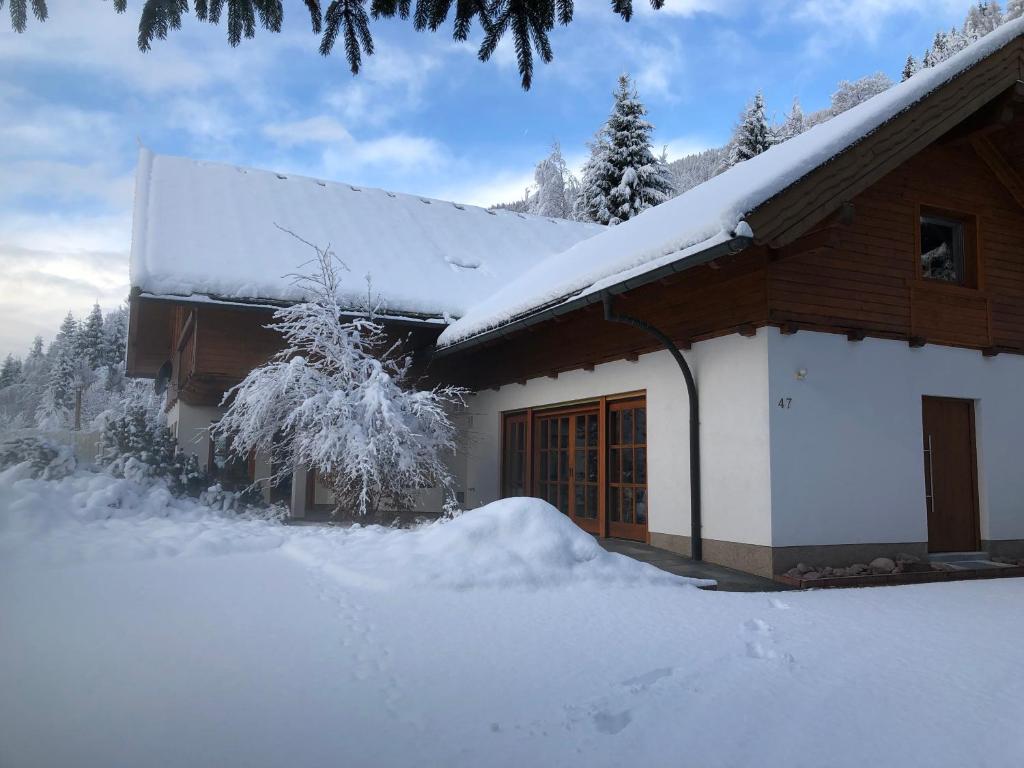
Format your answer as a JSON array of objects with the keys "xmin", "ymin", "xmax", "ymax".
[{"xmin": 970, "ymin": 134, "xmax": 1024, "ymax": 212}]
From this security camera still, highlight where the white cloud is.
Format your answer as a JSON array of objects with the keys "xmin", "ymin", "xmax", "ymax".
[
  {"xmin": 432, "ymin": 167, "xmax": 536, "ymax": 209},
  {"xmin": 0, "ymin": 214, "xmax": 130, "ymax": 359},
  {"xmin": 263, "ymin": 116, "xmax": 354, "ymax": 147},
  {"xmin": 660, "ymin": 135, "xmax": 718, "ymax": 161}
]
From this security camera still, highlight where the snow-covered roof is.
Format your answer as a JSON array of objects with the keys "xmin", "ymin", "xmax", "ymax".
[
  {"xmin": 438, "ymin": 18, "xmax": 1024, "ymax": 348},
  {"xmin": 130, "ymin": 150, "xmax": 602, "ymax": 320}
]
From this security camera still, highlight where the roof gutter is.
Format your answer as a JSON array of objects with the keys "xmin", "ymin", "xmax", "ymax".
[{"xmin": 431, "ymin": 234, "xmax": 754, "ymax": 358}]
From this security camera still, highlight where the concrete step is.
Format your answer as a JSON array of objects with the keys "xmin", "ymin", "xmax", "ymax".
[{"xmin": 928, "ymin": 551, "xmax": 990, "ymax": 563}]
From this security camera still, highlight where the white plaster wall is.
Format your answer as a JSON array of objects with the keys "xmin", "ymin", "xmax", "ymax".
[
  {"xmin": 766, "ymin": 328, "xmax": 1024, "ymax": 546},
  {"xmin": 464, "ymin": 333, "xmax": 773, "ymax": 545},
  {"xmin": 166, "ymin": 402, "xmax": 223, "ymax": 473}
]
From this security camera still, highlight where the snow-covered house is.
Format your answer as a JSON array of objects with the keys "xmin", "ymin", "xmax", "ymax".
[{"xmin": 128, "ymin": 21, "xmax": 1024, "ymax": 576}]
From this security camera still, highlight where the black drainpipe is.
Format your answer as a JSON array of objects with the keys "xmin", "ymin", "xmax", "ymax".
[{"xmin": 602, "ymin": 294, "xmax": 702, "ymax": 561}]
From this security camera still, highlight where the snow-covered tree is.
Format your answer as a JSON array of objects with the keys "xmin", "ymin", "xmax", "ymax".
[
  {"xmin": 576, "ymin": 74, "xmax": 674, "ymax": 225},
  {"xmin": 529, "ymin": 142, "xmax": 579, "ymax": 220},
  {"xmin": 923, "ymin": 31, "xmax": 950, "ymax": 68},
  {"xmin": 667, "ymin": 146, "xmax": 728, "ymax": 196},
  {"xmin": 213, "ymin": 232, "xmax": 466, "ymax": 518},
  {"xmin": 830, "ymin": 73, "xmax": 893, "ymax": 115},
  {"xmin": 965, "ymin": 1, "xmax": 1002, "ymax": 41},
  {"xmin": 575, "ymin": 131, "xmax": 613, "ymax": 224},
  {"xmin": 79, "ymin": 303, "xmax": 106, "ymax": 369},
  {"xmin": 729, "ymin": 90, "xmax": 776, "ymax": 166},
  {"xmin": 780, "ymin": 97, "xmax": 805, "ymax": 141},
  {"xmin": 101, "ymin": 304, "xmax": 129, "ymax": 369},
  {"xmin": 98, "ymin": 389, "xmax": 204, "ymax": 494},
  {"xmin": 1008, "ymin": 0, "xmax": 1024, "ymax": 20},
  {"xmin": 0, "ymin": 355, "xmax": 21, "ymax": 388},
  {"xmin": 902, "ymin": 54, "xmax": 919, "ymax": 82}
]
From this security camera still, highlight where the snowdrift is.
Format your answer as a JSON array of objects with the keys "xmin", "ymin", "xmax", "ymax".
[
  {"xmin": 285, "ymin": 497, "xmax": 714, "ymax": 590},
  {"xmin": 0, "ymin": 469, "xmax": 711, "ymax": 590}
]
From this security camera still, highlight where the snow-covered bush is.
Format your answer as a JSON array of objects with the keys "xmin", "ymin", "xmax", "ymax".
[
  {"xmin": 198, "ymin": 483, "xmax": 272, "ymax": 515},
  {"xmin": 213, "ymin": 231, "xmax": 466, "ymax": 519},
  {"xmin": 97, "ymin": 403, "xmax": 205, "ymax": 497},
  {"xmin": 0, "ymin": 436, "xmax": 76, "ymax": 480}
]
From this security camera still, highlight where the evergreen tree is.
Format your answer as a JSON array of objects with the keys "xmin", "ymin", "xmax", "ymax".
[
  {"xmin": 8, "ymin": 0, "xmax": 673, "ymax": 92},
  {"xmin": 730, "ymin": 91, "xmax": 776, "ymax": 166},
  {"xmin": 780, "ymin": 97, "xmax": 805, "ymax": 141},
  {"xmin": 964, "ymin": 2, "xmax": 1002, "ymax": 41},
  {"xmin": 923, "ymin": 31, "xmax": 950, "ymax": 68},
  {"xmin": 101, "ymin": 305, "xmax": 129, "ymax": 369},
  {"xmin": 37, "ymin": 311, "xmax": 81, "ymax": 428},
  {"xmin": 575, "ymin": 131, "xmax": 614, "ymax": 224},
  {"xmin": 577, "ymin": 74, "xmax": 673, "ymax": 225},
  {"xmin": 80, "ymin": 303, "xmax": 106, "ymax": 369},
  {"xmin": 902, "ymin": 54, "xmax": 919, "ymax": 82},
  {"xmin": 28, "ymin": 335, "xmax": 44, "ymax": 360},
  {"xmin": 529, "ymin": 142, "xmax": 579, "ymax": 220},
  {"xmin": 830, "ymin": 73, "xmax": 893, "ymax": 115},
  {"xmin": 0, "ymin": 355, "xmax": 21, "ymax": 388}
]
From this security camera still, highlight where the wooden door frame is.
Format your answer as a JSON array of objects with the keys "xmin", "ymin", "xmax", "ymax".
[
  {"xmin": 922, "ymin": 395, "xmax": 981, "ymax": 552},
  {"xmin": 606, "ymin": 396, "xmax": 650, "ymax": 543},
  {"xmin": 531, "ymin": 406, "xmax": 601, "ymax": 534}
]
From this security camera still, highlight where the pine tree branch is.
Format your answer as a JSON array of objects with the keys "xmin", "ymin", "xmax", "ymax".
[{"xmin": 8, "ymin": 0, "xmax": 665, "ymax": 90}]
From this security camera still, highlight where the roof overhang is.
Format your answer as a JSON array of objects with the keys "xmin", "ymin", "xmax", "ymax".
[
  {"xmin": 126, "ymin": 289, "xmax": 449, "ymax": 379},
  {"xmin": 432, "ymin": 234, "xmax": 753, "ymax": 358}
]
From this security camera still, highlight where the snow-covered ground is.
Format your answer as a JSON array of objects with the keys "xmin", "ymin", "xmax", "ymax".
[{"xmin": 2, "ymin": 468, "xmax": 1022, "ymax": 768}]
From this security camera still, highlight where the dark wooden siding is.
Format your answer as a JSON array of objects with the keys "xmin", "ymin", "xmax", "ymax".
[{"xmin": 767, "ymin": 139, "xmax": 1024, "ymax": 351}]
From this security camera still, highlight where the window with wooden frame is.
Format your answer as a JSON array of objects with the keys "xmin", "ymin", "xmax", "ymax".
[{"xmin": 918, "ymin": 206, "xmax": 978, "ymax": 288}]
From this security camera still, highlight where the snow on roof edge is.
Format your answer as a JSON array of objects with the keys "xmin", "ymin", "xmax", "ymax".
[{"xmin": 128, "ymin": 151, "xmax": 602, "ymax": 319}]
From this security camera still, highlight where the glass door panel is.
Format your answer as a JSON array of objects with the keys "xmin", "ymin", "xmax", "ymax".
[{"xmin": 608, "ymin": 399, "xmax": 648, "ymax": 541}]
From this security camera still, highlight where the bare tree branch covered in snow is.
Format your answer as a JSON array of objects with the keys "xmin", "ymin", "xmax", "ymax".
[{"xmin": 213, "ymin": 229, "xmax": 466, "ymax": 518}]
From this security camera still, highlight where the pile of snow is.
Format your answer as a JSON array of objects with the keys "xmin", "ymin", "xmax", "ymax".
[
  {"xmin": 0, "ymin": 467, "xmax": 286, "ymax": 566},
  {"xmin": 286, "ymin": 497, "xmax": 712, "ymax": 590},
  {"xmin": 438, "ymin": 18, "xmax": 1024, "ymax": 346},
  {"xmin": 130, "ymin": 150, "xmax": 602, "ymax": 318},
  {"xmin": 0, "ymin": 469, "xmax": 708, "ymax": 590}
]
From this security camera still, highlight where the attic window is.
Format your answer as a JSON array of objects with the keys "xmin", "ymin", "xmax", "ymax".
[{"xmin": 920, "ymin": 209, "xmax": 974, "ymax": 286}]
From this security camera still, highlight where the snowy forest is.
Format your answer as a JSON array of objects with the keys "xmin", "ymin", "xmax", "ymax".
[
  {"xmin": 498, "ymin": 0, "xmax": 1018, "ymax": 222},
  {"xmin": 0, "ymin": 302, "xmax": 135, "ymax": 433}
]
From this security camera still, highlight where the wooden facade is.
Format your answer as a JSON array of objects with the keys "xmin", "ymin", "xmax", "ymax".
[{"xmin": 128, "ymin": 297, "xmax": 443, "ymax": 407}]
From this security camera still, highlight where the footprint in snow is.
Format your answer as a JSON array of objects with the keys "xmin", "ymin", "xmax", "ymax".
[
  {"xmin": 769, "ymin": 597, "xmax": 791, "ymax": 610},
  {"xmin": 745, "ymin": 641, "xmax": 778, "ymax": 660},
  {"xmin": 743, "ymin": 618, "xmax": 772, "ymax": 634},
  {"xmin": 593, "ymin": 709, "xmax": 633, "ymax": 735},
  {"xmin": 619, "ymin": 667, "xmax": 674, "ymax": 690}
]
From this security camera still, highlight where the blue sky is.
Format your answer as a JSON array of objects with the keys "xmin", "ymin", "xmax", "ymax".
[{"xmin": 0, "ymin": 0, "xmax": 970, "ymax": 358}]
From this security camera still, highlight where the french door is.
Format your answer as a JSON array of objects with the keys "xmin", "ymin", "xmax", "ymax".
[
  {"xmin": 501, "ymin": 395, "xmax": 649, "ymax": 542},
  {"xmin": 533, "ymin": 409, "xmax": 601, "ymax": 534},
  {"xmin": 607, "ymin": 399, "xmax": 648, "ymax": 541}
]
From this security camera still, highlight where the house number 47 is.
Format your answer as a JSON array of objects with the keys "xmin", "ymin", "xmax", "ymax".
[{"xmin": 777, "ymin": 397, "xmax": 793, "ymax": 409}]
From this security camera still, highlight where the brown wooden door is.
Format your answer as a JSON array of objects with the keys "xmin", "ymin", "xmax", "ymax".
[
  {"xmin": 533, "ymin": 409, "xmax": 601, "ymax": 534},
  {"xmin": 607, "ymin": 398, "xmax": 649, "ymax": 542},
  {"xmin": 922, "ymin": 396, "xmax": 980, "ymax": 553}
]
